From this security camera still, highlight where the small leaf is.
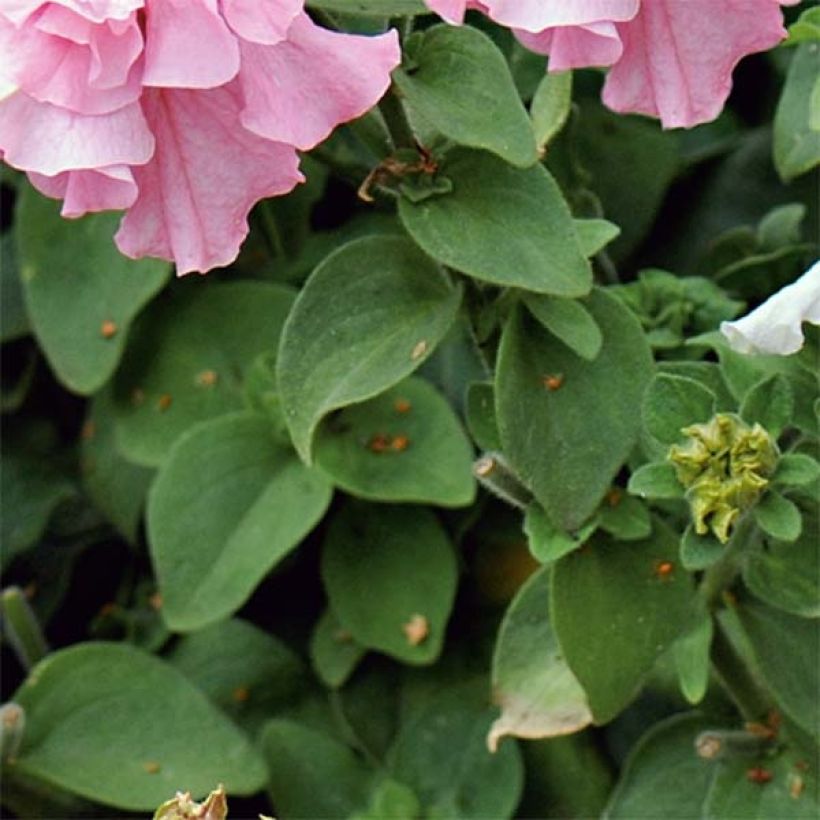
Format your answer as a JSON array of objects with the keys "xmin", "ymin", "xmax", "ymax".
[
  {"xmin": 551, "ymin": 521, "xmax": 695, "ymax": 724},
  {"xmin": 522, "ymin": 294, "xmax": 603, "ymax": 361},
  {"xmin": 598, "ymin": 494, "xmax": 652, "ymax": 541},
  {"xmin": 113, "ymin": 281, "xmax": 295, "ymax": 467},
  {"xmin": 321, "ymin": 502, "xmax": 458, "ymax": 665},
  {"xmin": 740, "ymin": 374, "xmax": 794, "ymax": 438},
  {"xmin": 604, "ymin": 713, "xmax": 717, "ymax": 818},
  {"xmin": 393, "ymin": 25, "xmax": 538, "ymax": 167},
  {"xmin": 277, "ymin": 235, "xmax": 461, "ymax": 462},
  {"xmin": 314, "ymin": 377, "xmax": 475, "ymax": 508},
  {"xmin": 388, "ymin": 682, "xmax": 523, "ymax": 819},
  {"xmin": 574, "ymin": 219, "xmax": 621, "ymax": 257},
  {"xmin": 166, "ymin": 618, "xmax": 305, "ymax": 735},
  {"xmin": 399, "ymin": 149, "xmax": 592, "ymax": 297},
  {"xmin": 754, "ymin": 492, "xmax": 803, "ymax": 542},
  {"xmin": 530, "ymin": 71, "xmax": 573, "ymax": 151},
  {"xmin": 627, "ymin": 462, "xmax": 685, "ymax": 500},
  {"xmin": 310, "ymin": 608, "xmax": 367, "ymax": 689},
  {"xmin": 743, "ymin": 511, "xmax": 820, "ymax": 618},
  {"xmin": 524, "ymin": 503, "xmax": 594, "ymax": 564},
  {"xmin": 680, "ymin": 524, "xmax": 725, "ymax": 571},
  {"xmin": 12, "ymin": 643, "xmax": 266, "ymax": 810},
  {"xmin": 466, "ymin": 382, "xmax": 501, "ymax": 451},
  {"xmin": 643, "ymin": 373, "xmax": 717, "ymax": 446},
  {"xmin": 16, "ymin": 185, "xmax": 170, "ymax": 394},
  {"xmin": 262, "ymin": 720, "xmax": 375, "ymax": 819},
  {"xmin": 488, "ymin": 567, "xmax": 591, "ymax": 752},
  {"xmin": 773, "ymin": 454, "xmax": 820, "ymax": 487},
  {"xmin": 736, "ymin": 600, "xmax": 820, "ymax": 742},
  {"xmin": 496, "ymin": 289, "xmax": 653, "ymax": 531},
  {"xmin": 673, "ymin": 611, "xmax": 713, "ymax": 705},
  {"xmin": 148, "ymin": 412, "xmax": 332, "ymax": 631}
]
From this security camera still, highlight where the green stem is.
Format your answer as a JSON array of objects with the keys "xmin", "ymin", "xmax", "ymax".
[
  {"xmin": 699, "ymin": 514, "xmax": 756, "ymax": 609},
  {"xmin": 1, "ymin": 587, "xmax": 48, "ymax": 670},
  {"xmin": 258, "ymin": 201, "xmax": 286, "ymax": 261},
  {"xmin": 378, "ymin": 86, "xmax": 417, "ymax": 151},
  {"xmin": 710, "ymin": 619, "xmax": 771, "ymax": 723}
]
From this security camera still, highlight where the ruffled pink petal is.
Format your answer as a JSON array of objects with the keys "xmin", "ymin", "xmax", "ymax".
[
  {"xmin": 28, "ymin": 164, "xmax": 137, "ymax": 216},
  {"xmin": 219, "ymin": 0, "xmax": 302, "ymax": 45},
  {"xmin": 142, "ymin": 0, "xmax": 239, "ymax": 89},
  {"xmin": 603, "ymin": 0, "xmax": 789, "ymax": 128},
  {"xmin": 486, "ymin": 0, "xmax": 638, "ymax": 31},
  {"xmin": 114, "ymin": 85, "xmax": 303, "ymax": 274},
  {"xmin": 425, "ymin": 0, "xmax": 473, "ymax": 24},
  {"xmin": 0, "ymin": 92, "xmax": 153, "ymax": 175},
  {"xmin": 515, "ymin": 20, "xmax": 623, "ymax": 69},
  {"xmin": 238, "ymin": 13, "xmax": 400, "ymax": 151},
  {"xmin": 46, "ymin": 0, "xmax": 144, "ymax": 23}
]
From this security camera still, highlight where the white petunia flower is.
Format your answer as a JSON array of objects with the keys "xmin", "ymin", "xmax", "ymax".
[{"xmin": 720, "ymin": 260, "xmax": 820, "ymax": 355}]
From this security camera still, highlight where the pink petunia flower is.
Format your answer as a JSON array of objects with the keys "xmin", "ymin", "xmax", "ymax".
[
  {"xmin": 425, "ymin": 0, "xmax": 798, "ymax": 129},
  {"xmin": 0, "ymin": 1, "xmax": 400, "ymax": 274}
]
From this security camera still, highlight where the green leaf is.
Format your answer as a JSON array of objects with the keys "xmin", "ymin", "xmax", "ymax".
[
  {"xmin": 774, "ymin": 454, "xmax": 820, "ymax": 487},
  {"xmin": 551, "ymin": 522, "xmax": 695, "ymax": 724},
  {"xmin": 628, "ymin": 462, "xmax": 685, "ymax": 500},
  {"xmin": 321, "ymin": 502, "xmax": 458, "ymax": 665},
  {"xmin": 496, "ymin": 289, "xmax": 653, "ymax": 531},
  {"xmin": 753, "ymin": 492, "xmax": 803, "ymax": 542},
  {"xmin": 673, "ymin": 610, "xmax": 713, "ymax": 705},
  {"xmin": 530, "ymin": 71, "xmax": 573, "ymax": 151},
  {"xmin": 277, "ymin": 235, "xmax": 461, "ymax": 463},
  {"xmin": 399, "ymin": 149, "xmax": 592, "ymax": 297},
  {"xmin": 147, "ymin": 412, "xmax": 332, "ymax": 631},
  {"xmin": 388, "ymin": 682, "xmax": 524, "ymax": 819},
  {"xmin": 113, "ymin": 280, "xmax": 295, "ymax": 467},
  {"xmin": 524, "ymin": 503, "xmax": 595, "ymax": 563},
  {"xmin": 522, "ymin": 294, "xmax": 603, "ymax": 361},
  {"xmin": 81, "ymin": 388, "xmax": 153, "ymax": 544},
  {"xmin": 11, "ymin": 643, "xmax": 265, "ymax": 810},
  {"xmin": 314, "ymin": 377, "xmax": 475, "ymax": 507},
  {"xmin": 598, "ymin": 494, "xmax": 652, "ymax": 541},
  {"xmin": 774, "ymin": 43, "xmax": 820, "ymax": 182},
  {"xmin": 0, "ymin": 451, "xmax": 74, "ymax": 566},
  {"xmin": 394, "ymin": 25, "xmax": 537, "ymax": 167},
  {"xmin": 351, "ymin": 778, "xmax": 420, "ymax": 820},
  {"xmin": 643, "ymin": 373, "xmax": 717, "ymax": 446},
  {"xmin": 1, "ymin": 232, "xmax": 29, "ymax": 343},
  {"xmin": 603, "ymin": 713, "xmax": 717, "ymax": 818},
  {"xmin": 787, "ymin": 6, "xmax": 820, "ymax": 44},
  {"xmin": 574, "ymin": 218, "xmax": 621, "ymax": 257},
  {"xmin": 740, "ymin": 374, "xmax": 794, "ymax": 438},
  {"xmin": 466, "ymin": 382, "xmax": 501, "ymax": 451},
  {"xmin": 308, "ymin": 0, "xmax": 426, "ymax": 14},
  {"xmin": 166, "ymin": 618, "xmax": 305, "ymax": 735},
  {"xmin": 680, "ymin": 525, "xmax": 725, "ymax": 571},
  {"xmin": 704, "ymin": 746, "xmax": 819, "ymax": 819},
  {"xmin": 736, "ymin": 600, "xmax": 820, "ymax": 741},
  {"xmin": 261, "ymin": 720, "xmax": 376, "ymax": 819},
  {"xmin": 16, "ymin": 186, "xmax": 170, "ymax": 394},
  {"xmin": 310, "ymin": 608, "xmax": 367, "ymax": 689},
  {"xmin": 743, "ymin": 511, "xmax": 820, "ymax": 618},
  {"xmin": 488, "ymin": 567, "xmax": 591, "ymax": 752}
]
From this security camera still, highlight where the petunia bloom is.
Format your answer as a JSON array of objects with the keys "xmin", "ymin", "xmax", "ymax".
[
  {"xmin": 425, "ymin": 0, "xmax": 798, "ymax": 129},
  {"xmin": 0, "ymin": 1, "xmax": 400, "ymax": 274},
  {"xmin": 720, "ymin": 260, "xmax": 820, "ymax": 356}
]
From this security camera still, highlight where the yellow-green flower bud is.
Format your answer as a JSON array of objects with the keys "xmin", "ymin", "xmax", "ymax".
[
  {"xmin": 154, "ymin": 786, "xmax": 227, "ymax": 820},
  {"xmin": 668, "ymin": 413, "xmax": 778, "ymax": 543}
]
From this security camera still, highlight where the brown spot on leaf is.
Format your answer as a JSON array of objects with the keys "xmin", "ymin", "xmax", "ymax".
[
  {"xmin": 100, "ymin": 320, "xmax": 118, "ymax": 339},
  {"xmin": 142, "ymin": 761, "xmax": 161, "ymax": 774},
  {"xmin": 394, "ymin": 398, "xmax": 412, "ymax": 414},
  {"xmin": 368, "ymin": 434, "xmax": 390, "ymax": 453},
  {"xmin": 391, "ymin": 435, "xmax": 410, "ymax": 452},
  {"xmin": 197, "ymin": 369, "xmax": 218, "ymax": 387},
  {"xmin": 81, "ymin": 420, "xmax": 96, "ymax": 440},
  {"xmin": 746, "ymin": 767, "xmax": 773, "ymax": 785},
  {"xmin": 403, "ymin": 614, "xmax": 429, "ymax": 646},
  {"xmin": 232, "ymin": 686, "xmax": 250, "ymax": 703},
  {"xmin": 157, "ymin": 394, "xmax": 172, "ymax": 412},
  {"xmin": 654, "ymin": 560, "xmax": 675, "ymax": 581},
  {"xmin": 542, "ymin": 373, "xmax": 564, "ymax": 391}
]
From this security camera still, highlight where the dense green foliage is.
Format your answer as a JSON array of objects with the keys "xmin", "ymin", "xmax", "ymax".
[{"xmin": 1, "ymin": 3, "xmax": 818, "ymax": 819}]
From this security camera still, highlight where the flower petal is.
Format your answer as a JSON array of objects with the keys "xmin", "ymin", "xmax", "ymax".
[
  {"xmin": 115, "ymin": 85, "xmax": 303, "ymax": 274},
  {"xmin": 486, "ymin": 0, "xmax": 638, "ymax": 31},
  {"xmin": 0, "ymin": 92, "xmax": 153, "ymax": 175},
  {"xmin": 237, "ymin": 13, "xmax": 399, "ymax": 151},
  {"xmin": 219, "ymin": 0, "xmax": 301, "ymax": 45},
  {"xmin": 602, "ymin": 0, "xmax": 788, "ymax": 128},
  {"xmin": 142, "ymin": 0, "xmax": 239, "ymax": 89},
  {"xmin": 28, "ymin": 164, "xmax": 137, "ymax": 216},
  {"xmin": 515, "ymin": 21, "xmax": 623, "ymax": 69},
  {"xmin": 720, "ymin": 261, "xmax": 820, "ymax": 356}
]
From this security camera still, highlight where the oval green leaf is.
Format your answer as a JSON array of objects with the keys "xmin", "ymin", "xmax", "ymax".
[
  {"xmin": 277, "ymin": 235, "xmax": 461, "ymax": 463},
  {"xmin": 148, "ymin": 412, "xmax": 333, "ymax": 631}
]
